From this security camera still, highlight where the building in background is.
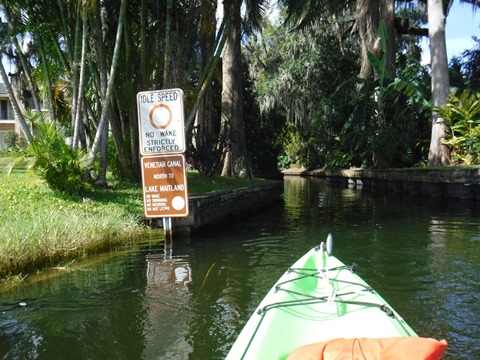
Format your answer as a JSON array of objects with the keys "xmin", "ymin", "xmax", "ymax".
[{"xmin": 0, "ymin": 82, "xmax": 16, "ymax": 148}]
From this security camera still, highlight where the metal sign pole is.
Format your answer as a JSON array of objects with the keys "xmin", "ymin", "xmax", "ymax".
[
  {"xmin": 163, "ymin": 217, "xmax": 173, "ymax": 259},
  {"xmin": 163, "ymin": 217, "xmax": 172, "ymax": 239}
]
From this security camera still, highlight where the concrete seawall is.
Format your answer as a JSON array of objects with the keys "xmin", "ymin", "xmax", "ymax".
[
  {"xmin": 283, "ymin": 167, "xmax": 480, "ymax": 201},
  {"xmin": 171, "ymin": 180, "xmax": 284, "ymax": 234}
]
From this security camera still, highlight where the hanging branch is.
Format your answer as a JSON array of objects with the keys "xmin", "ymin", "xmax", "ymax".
[{"xmin": 185, "ymin": 17, "xmax": 229, "ymax": 132}]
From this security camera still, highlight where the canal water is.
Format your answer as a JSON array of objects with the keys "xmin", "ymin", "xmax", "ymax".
[{"xmin": 1, "ymin": 176, "xmax": 479, "ymax": 359}]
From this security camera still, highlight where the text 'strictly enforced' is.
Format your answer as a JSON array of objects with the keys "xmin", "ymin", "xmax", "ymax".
[
  {"xmin": 137, "ymin": 89, "xmax": 185, "ymax": 155},
  {"xmin": 137, "ymin": 89, "xmax": 188, "ymax": 218}
]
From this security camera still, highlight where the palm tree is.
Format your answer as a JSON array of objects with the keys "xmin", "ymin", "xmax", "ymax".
[
  {"xmin": 280, "ymin": 0, "xmax": 396, "ymax": 79},
  {"xmin": 87, "ymin": 0, "xmax": 127, "ymax": 185},
  {"xmin": 426, "ymin": 0, "xmax": 450, "ymax": 165},
  {"xmin": 279, "ymin": 0, "xmax": 480, "ymax": 167},
  {"xmin": 190, "ymin": 1, "xmax": 222, "ymax": 175},
  {"xmin": 426, "ymin": 0, "xmax": 480, "ymax": 166},
  {"xmin": 1, "ymin": 3, "xmax": 42, "ymax": 113},
  {"xmin": 220, "ymin": 0, "xmax": 267, "ymax": 178}
]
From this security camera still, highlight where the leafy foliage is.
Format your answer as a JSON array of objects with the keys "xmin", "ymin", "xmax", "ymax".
[
  {"xmin": 247, "ymin": 5, "xmax": 436, "ymax": 170},
  {"xmin": 8, "ymin": 115, "xmax": 88, "ymax": 195},
  {"xmin": 1, "ymin": 131, "xmax": 19, "ymax": 151},
  {"xmin": 246, "ymin": 11, "xmax": 359, "ymax": 169},
  {"xmin": 435, "ymin": 91, "xmax": 480, "ymax": 165},
  {"xmin": 328, "ymin": 20, "xmax": 431, "ymax": 169},
  {"xmin": 450, "ymin": 36, "xmax": 480, "ymax": 93}
]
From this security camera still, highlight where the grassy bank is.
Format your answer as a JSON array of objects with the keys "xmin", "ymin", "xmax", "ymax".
[
  {"xmin": 0, "ymin": 157, "xmax": 145, "ymax": 280},
  {"xmin": 0, "ymin": 156, "xmax": 265, "ymax": 280}
]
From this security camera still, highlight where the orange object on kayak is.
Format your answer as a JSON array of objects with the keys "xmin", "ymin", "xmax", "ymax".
[{"xmin": 287, "ymin": 337, "xmax": 448, "ymax": 360}]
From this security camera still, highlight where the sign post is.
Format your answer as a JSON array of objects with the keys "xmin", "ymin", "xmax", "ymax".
[{"xmin": 137, "ymin": 88, "xmax": 188, "ymax": 238}]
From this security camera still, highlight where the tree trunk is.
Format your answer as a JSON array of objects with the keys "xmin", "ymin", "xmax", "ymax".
[
  {"xmin": 356, "ymin": 0, "xmax": 380, "ymax": 80},
  {"xmin": 140, "ymin": 0, "xmax": 147, "ymax": 85},
  {"xmin": 87, "ymin": 0, "xmax": 127, "ymax": 184},
  {"xmin": 193, "ymin": 1, "xmax": 217, "ymax": 156},
  {"xmin": 163, "ymin": 0, "xmax": 173, "ymax": 88},
  {"xmin": 110, "ymin": 94, "xmax": 131, "ymax": 178},
  {"xmin": 381, "ymin": 0, "xmax": 396, "ymax": 78},
  {"xmin": 37, "ymin": 36, "xmax": 56, "ymax": 122},
  {"xmin": 10, "ymin": 44, "xmax": 41, "ymax": 112},
  {"xmin": 356, "ymin": 0, "xmax": 396, "ymax": 80},
  {"xmin": 124, "ymin": 7, "xmax": 139, "ymax": 179},
  {"xmin": 72, "ymin": 16, "xmax": 89, "ymax": 150},
  {"xmin": 220, "ymin": 0, "xmax": 251, "ymax": 178},
  {"xmin": 427, "ymin": 0, "xmax": 450, "ymax": 166},
  {"xmin": 70, "ymin": 11, "xmax": 82, "ymax": 131}
]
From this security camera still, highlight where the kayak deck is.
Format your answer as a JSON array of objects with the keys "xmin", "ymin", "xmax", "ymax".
[{"xmin": 226, "ymin": 243, "xmax": 417, "ymax": 360}]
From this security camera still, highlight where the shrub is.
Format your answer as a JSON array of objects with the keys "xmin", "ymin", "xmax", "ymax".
[
  {"xmin": 435, "ymin": 91, "xmax": 480, "ymax": 165},
  {"xmin": 4, "ymin": 131, "xmax": 19, "ymax": 148},
  {"xmin": 8, "ymin": 120, "xmax": 88, "ymax": 195}
]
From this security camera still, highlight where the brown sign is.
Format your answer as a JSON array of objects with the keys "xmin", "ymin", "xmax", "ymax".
[{"xmin": 141, "ymin": 154, "xmax": 189, "ymax": 218}]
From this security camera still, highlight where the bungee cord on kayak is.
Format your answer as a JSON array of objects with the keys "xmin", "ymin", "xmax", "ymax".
[
  {"xmin": 226, "ymin": 235, "xmax": 447, "ymax": 360},
  {"xmin": 257, "ymin": 264, "xmax": 415, "ymax": 337}
]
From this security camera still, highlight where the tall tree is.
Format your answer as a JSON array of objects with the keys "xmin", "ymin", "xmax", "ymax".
[
  {"xmin": 72, "ymin": 15, "xmax": 89, "ymax": 150},
  {"xmin": 426, "ymin": 0, "xmax": 480, "ymax": 165},
  {"xmin": 220, "ymin": 0, "xmax": 251, "ymax": 177},
  {"xmin": 191, "ymin": 1, "xmax": 222, "ymax": 176},
  {"xmin": 163, "ymin": 0, "xmax": 174, "ymax": 88},
  {"xmin": 219, "ymin": 0, "xmax": 267, "ymax": 178},
  {"xmin": 87, "ymin": 0, "xmax": 127, "ymax": 184},
  {"xmin": 1, "ymin": 3, "xmax": 42, "ymax": 112},
  {"xmin": 280, "ymin": 0, "xmax": 396, "ymax": 79},
  {"xmin": 427, "ymin": 0, "xmax": 450, "ymax": 165},
  {"xmin": 355, "ymin": 0, "xmax": 396, "ymax": 79}
]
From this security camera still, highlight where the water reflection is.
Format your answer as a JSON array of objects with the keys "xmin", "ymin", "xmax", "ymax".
[
  {"xmin": 424, "ymin": 217, "xmax": 480, "ymax": 358},
  {"xmin": 145, "ymin": 245, "xmax": 192, "ymax": 287},
  {"xmin": 0, "ymin": 236, "xmax": 198, "ymax": 360},
  {"xmin": 0, "ymin": 250, "xmax": 149, "ymax": 359},
  {"xmin": 142, "ymin": 239, "xmax": 193, "ymax": 359}
]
